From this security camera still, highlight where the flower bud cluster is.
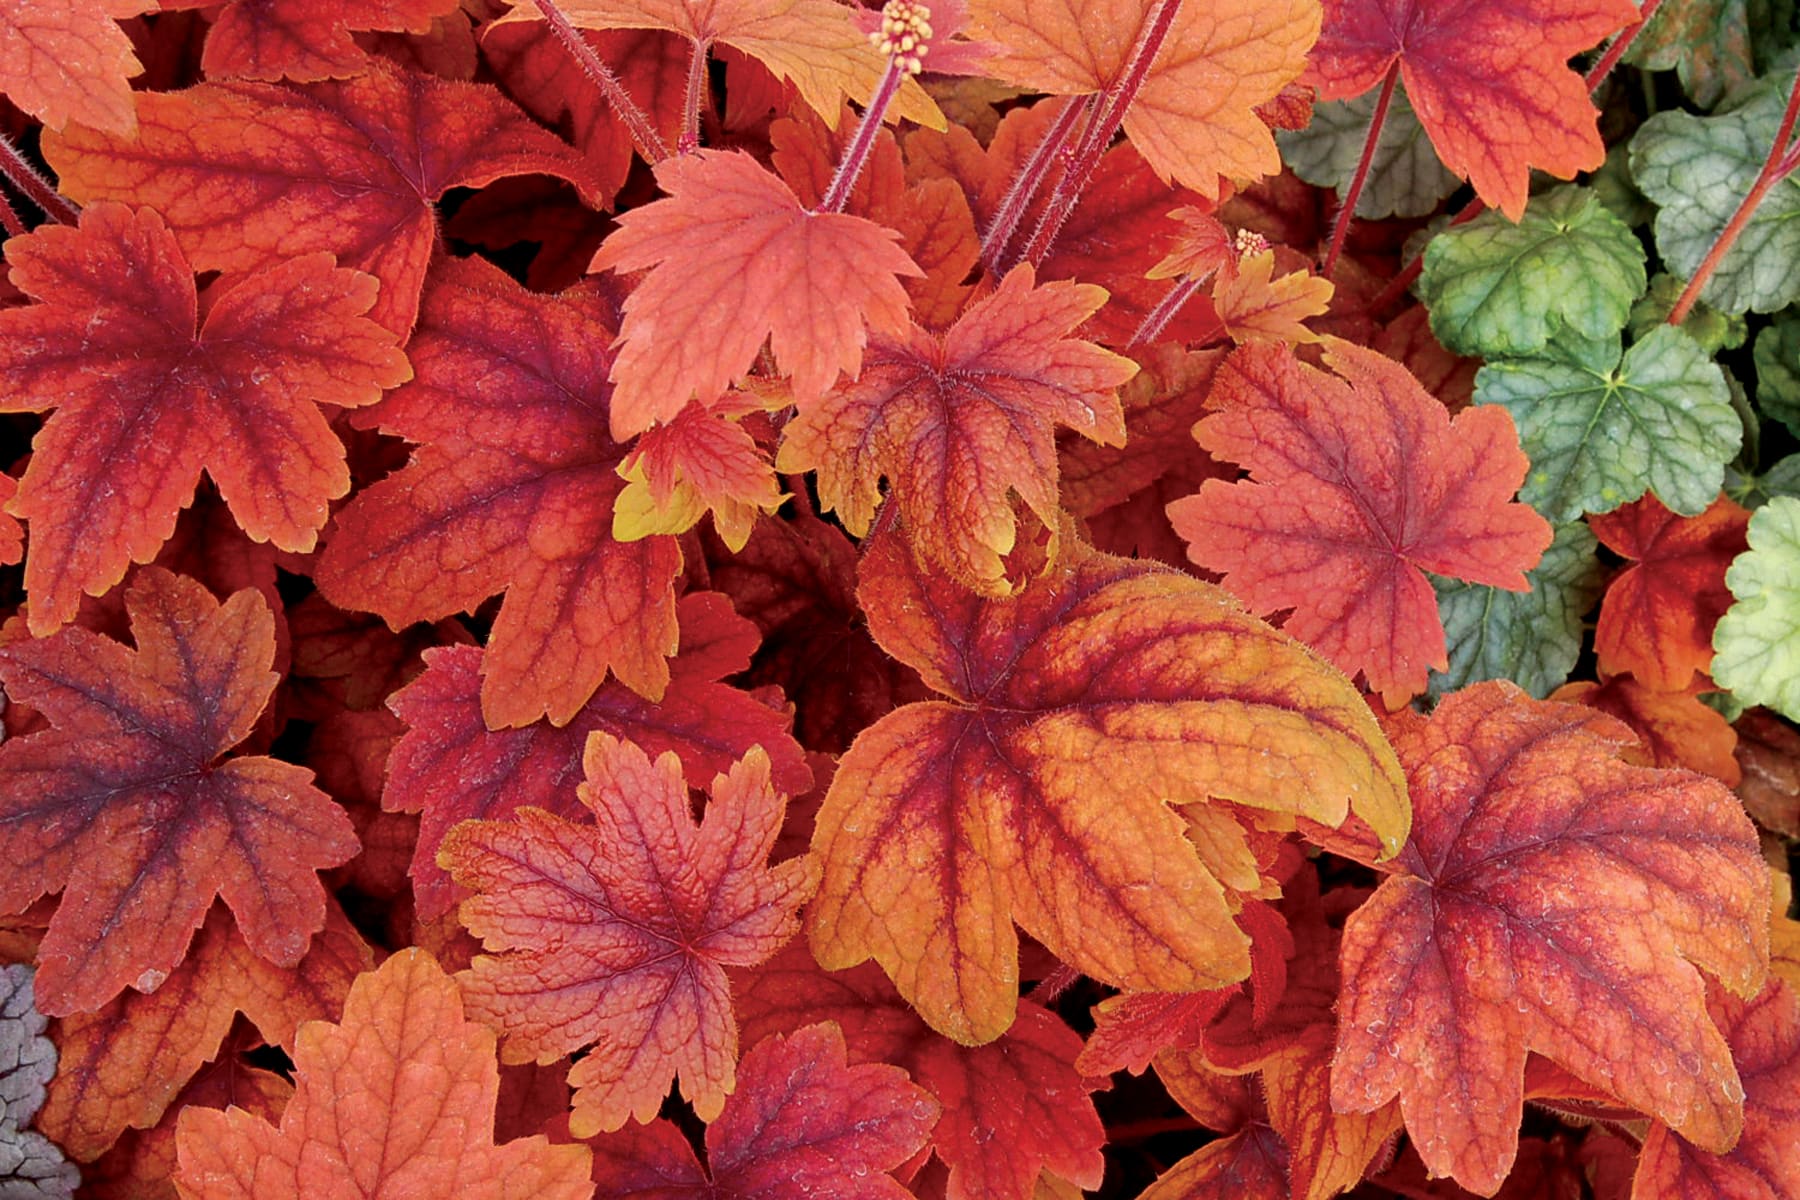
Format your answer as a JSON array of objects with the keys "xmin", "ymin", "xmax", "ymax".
[{"xmin": 869, "ymin": 1, "xmax": 933, "ymax": 75}]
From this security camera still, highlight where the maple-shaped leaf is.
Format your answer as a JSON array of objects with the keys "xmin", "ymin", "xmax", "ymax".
[
  {"xmin": 441, "ymin": 733, "xmax": 820, "ymax": 1134},
  {"xmin": 384, "ymin": 590, "xmax": 811, "ymax": 920},
  {"xmin": 160, "ymin": 0, "xmax": 461, "ymax": 81},
  {"xmin": 1332, "ymin": 681, "xmax": 1769, "ymax": 1194},
  {"xmin": 589, "ymin": 149, "xmax": 922, "ymax": 437},
  {"xmin": 1416, "ymin": 186, "xmax": 1647, "ymax": 360},
  {"xmin": 1591, "ymin": 492, "xmax": 1752, "ymax": 691},
  {"xmin": 1, "ymin": 965, "xmax": 79, "ymax": 1198},
  {"xmin": 1553, "ymin": 674, "xmax": 1742, "ymax": 784},
  {"xmin": 495, "ymin": 0, "xmax": 944, "ymax": 131},
  {"xmin": 316, "ymin": 254, "xmax": 682, "ymax": 727},
  {"xmin": 0, "ymin": 202, "xmax": 407, "ymax": 636},
  {"xmin": 1209, "ymin": 249, "xmax": 1335, "ymax": 345},
  {"xmin": 737, "ymin": 945, "xmax": 1106, "ymax": 1200},
  {"xmin": 967, "ymin": 0, "xmax": 1318, "ymax": 197},
  {"xmin": 0, "ymin": 0, "xmax": 143, "ymax": 135},
  {"xmin": 1713, "ymin": 496, "xmax": 1800, "ymax": 721},
  {"xmin": 809, "ymin": 526, "xmax": 1407, "ymax": 1045},
  {"xmin": 1139, "ymin": 1057, "xmax": 1286, "ymax": 1200},
  {"xmin": 1634, "ymin": 978, "xmax": 1800, "ymax": 1200},
  {"xmin": 1307, "ymin": 0, "xmax": 1637, "ymax": 220},
  {"xmin": 779, "ymin": 263, "xmax": 1134, "ymax": 595},
  {"xmin": 1624, "ymin": 0, "xmax": 1759, "ymax": 107},
  {"xmin": 34, "ymin": 902, "xmax": 369, "ymax": 1163},
  {"xmin": 1474, "ymin": 326, "xmax": 1739, "ymax": 523},
  {"xmin": 1279, "ymin": 83, "xmax": 1460, "ymax": 220},
  {"xmin": 614, "ymin": 396, "xmax": 785, "ymax": 553},
  {"xmin": 0, "ymin": 569, "xmax": 359, "ymax": 1016},
  {"xmin": 1170, "ymin": 339, "xmax": 1551, "ymax": 704},
  {"xmin": 43, "ymin": 63, "xmax": 602, "ymax": 335},
  {"xmin": 583, "ymin": 1022, "xmax": 938, "ymax": 1198},
  {"xmin": 172, "ymin": 949, "xmax": 593, "ymax": 1199},
  {"xmin": 1430, "ymin": 521, "xmax": 1604, "ymax": 700}
]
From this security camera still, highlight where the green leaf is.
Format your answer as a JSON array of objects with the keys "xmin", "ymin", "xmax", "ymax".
[
  {"xmin": 1428, "ymin": 521, "xmax": 1602, "ymax": 700},
  {"xmin": 1631, "ymin": 72, "xmax": 1800, "ymax": 314},
  {"xmin": 1727, "ymin": 452, "xmax": 1800, "ymax": 507},
  {"xmin": 1624, "ymin": 0, "xmax": 1757, "ymax": 108},
  {"xmin": 1473, "ymin": 325, "xmax": 1739, "ymax": 521},
  {"xmin": 1754, "ymin": 313, "xmax": 1800, "ymax": 435},
  {"xmin": 1628, "ymin": 274, "xmax": 1747, "ymax": 354},
  {"xmin": 1417, "ymin": 186, "xmax": 1647, "ymax": 358},
  {"xmin": 1277, "ymin": 84, "xmax": 1460, "ymax": 220},
  {"xmin": 1713, "ymin": 495, "xmax": 1800, "ymax": 719}
]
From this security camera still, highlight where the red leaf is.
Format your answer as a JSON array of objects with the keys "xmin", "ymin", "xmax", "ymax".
[
  {"xmin": 161, "ymin": 0, "xmax": 463, "ymax": 81},
  {"xmin": 0, "ymin": 0, "xmax": 145, "ymax": 134},
  {"xmin": 1306, "ymin": 0, "xmax": 1638, "ymax": 219},
  {"xmin": 0, "ymin": 202, "xmax": 407, "ymax": 636},
  {"xmin": 383, "ymin": 590, "xmax": 811, "ymax": 920},
  {"xmin": 1168, "ymin": 340, "xmax": 1551, "ymax": 704},
  {"xmin": 0, "ymin": 568, "xmax": 359, "ymax": 1015},
  {"xmin": 315, "ymin": 254, "xmax": 683, "ymax": 726},
  {"xmin": 1332, "ymin": 682, "xmax": 1769, "ymax": 1194},
  {"xmin": 172, "ymin": 949, "xmax": 594, "ymax": 1198},
  {"xmin": 441, "ymin": 733, "xmax": 820, "ymax": 1133}
]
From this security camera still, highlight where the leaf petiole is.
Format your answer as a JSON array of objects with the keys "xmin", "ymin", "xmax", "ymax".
[{"xmin": 531, "ymin": 0, "xmax": 671, "ymax": 162}]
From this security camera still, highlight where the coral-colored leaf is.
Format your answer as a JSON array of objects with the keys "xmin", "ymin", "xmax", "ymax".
[
  {"xmin": 584, "ymin": 1021, "xmax": 939, "ymax": 1199},
  {"xmin": 384, "ymin": 590, "xmax": 811, "ymax": 920},
  {"xmin": 1169, "ymin": 339, "xmax": 1552, "ymax": 704},
  {"xmin": 1552, "ymin": 674, "xmax": 1742, "ymax": 785},
  {"xmin": 778, "ymin": 263, "xmax": 1134, "ymax": 595},
  {"xmin": 590, "ymin": 149, "xmax": 922, "ymax": 436},
  {"xmin": 43, "ymin": 63, "xmax": 602, "ymax": 335},
  {"xmin": 1332, "ymin": 682, "xmax": 1769, "ymax": 1194},
  {"xmin": 1210, "ymin": 249, "xmax": 1334, "ymax": 345},
  {"xmin": 0, "ymin": 569, "xmax": 359, "ymax": 1016},
  {"xmin": 1138, "ymin": 1124, "xmax": 1289, "ymax": 1200},
  {"xmin": 614, "ymin": 396, "xmax": 785, "ymax": 552},
  {"xmin": 968, "ymin": 0, "xmax": 1319, "ymax": 197},
  {"xmin": 441, "ymin": 733, "xmax": 820, "ymax": 1134},
  {"xmin": 738, "ymin": 945, "xmax": 1106, "ymax": 1200},
  {"xmin": 162, "ymin": 0, "xmax": 462, "ymax": 81},
  {"xmin": 1306, "ymin": 0, "xmax": 1637, "ymax": 219},
  {"xmin": 172, "ymin": 949, "xmax": 593, "ymax": 1199},
  {"xmin": 0, "ymin": 202, "xmax": 407, "ymax": 636},
  {"xmin": 0, "ymin": 0, "xmax": 144, "ymax": 134},
  {"xmin": 1590, "ymin": 492, "xmax": 1751, "ymax": 691},
  {"xmin": 316, "ymin": 254, "xmax": 681, "ymax": 726},
  {"xmin": 809, "ymin": 527, "xmax": 1407, "ymax": 1044}
]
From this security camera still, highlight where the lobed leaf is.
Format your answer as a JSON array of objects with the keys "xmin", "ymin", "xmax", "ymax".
[
  {"xmin": 1713, "ymin": 495, "xmax": 1800, "ymax": 721},
  {"xmin": 1278, "ymin": 83, "xmax": 1460, "ymax": 220},
  {"xmin": 0, "ymin": 0, "xmax": 143, "ymax": 135}
]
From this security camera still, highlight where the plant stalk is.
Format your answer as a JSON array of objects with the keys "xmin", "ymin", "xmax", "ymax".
[
  {"xmin": 680, "ymin": 37, "xmax": 711, "ymax": 152},
  {"xmin": 980, "ymin": 94, "xmax": 1086, "ymax": 271},
  {"xmin": 1322, "ymin": 62, "xmax": 1399, "ymax": 277},
  {"xmin": 532, "ymin": 0, "xmax": 671, "ymax": 163},
  {"xmin": 818, "ymin": 57, "xmax": 908, "ymax": 213},
  {"xmin": 0, "ymin": 131, "xmax": 78, "ymax": 225}
]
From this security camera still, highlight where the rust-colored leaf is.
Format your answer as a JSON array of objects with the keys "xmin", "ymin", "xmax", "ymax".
[
  {"xmin": 1332, "ymin": 682, "xmax": 1769, "ymax": 1194},
  {"xmin": 0, "ymin": 202, "xmax": 408, "ymax": 636},
  {"xmin": 172, "ymin": 949, "xmax": 594, "ymax": 1198},
  {"xmin": 1169, "ymin": 339, "xmax": 1552, "ymax": 704},
  {"xmin": 441, "ymin": 733, "xmax": 820, "ymax": 1134},
  {"xmin": 809, "ymin": 525, "xmax": 1407, "ymax": 1044},
  {"xmin": 1552, "ymin": 674, "xmax": 1741, "ymax": 785},
  {"xmin": 0, "ymin": 569, "xmax": 359, "ymax": 1016},
  {"xmin": 0, "ymin": 0, "xmax": 144, "ymax": 134},
  {"xmin": 161, "ymin": 0, "xmax": 462, "ymax": 81},
  {"xmin": 1735, "ymin": 708, "xmax": 1800, "ymax": 838},
  {"xmin": 613, "ymin": 395, "xmax": 785, "ymax": 553}
]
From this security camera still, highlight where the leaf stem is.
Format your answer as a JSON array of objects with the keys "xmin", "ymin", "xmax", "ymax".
[
  {"xmin": 1667, "ymin": 68, "xmax": 1800, "ymax": 325},
  {"xmin": 0, "ymin": 130, "xmax": 77, "ymax": 225},
  {"xmin": 680, "ymin": 37, "xmax": 711, "ymax": 152},
  {"xmin": 1322, "ymin": 62, "xmax": 1399, "ymax": 277},
  {"xmin": 980, "ymin": 94, "xmax": 1086, "ymax": 271},
  {"xmin": 1129, "ymin": 273, "xmax": 1228, "ymax": 346},
  {"xmin": 532, "ymin": 0, "xmax": 670, "ymax": 163},
  {"xmin": 1017, "ymin": 0, "xmax": 1185, "ymax": 267},
  {"xmin": 819, "ymin": 58, "xmax": 907, "ymax": 213},
  {"xmin": 0, "ymin": 190, "xmax": 24, "ymax": 237}
]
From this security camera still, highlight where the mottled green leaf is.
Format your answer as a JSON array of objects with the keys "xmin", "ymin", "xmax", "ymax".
[
  {"xmin": 1632, "ymin": 72, "xmax": 1800, "ymax": 314},
  {"xmin": 1474, "ymin": 325, "xmax": 1738, "ymax": 521},
  {"xmin": 1417, "ymin": 186, "xmax": 1647, "ymax": 358},
  {"xmin": 1277, "ymin": 84, "xmax": 1460, "ymax": 219},
  {"xmin": 1727, "ymin": 453, "xmax": 1800, "ymax": 508},
  {"xmin": 1713, "ymin": 496, "xmax": 1800, "ymax": 719},
  {"xmin": 1754, "ymin": 314, "xmax": 1800, "ymax": 435},
  {"xmin": 1625, "ymin": 0, "xmax": 1756, "ymax": 107},
  {"xmin": 1428, "ymin": 521, "xmax": 1602, "ymax": 699},
  {"xmin": 1629, "ymin": 274, "xmax": 1747, "ymax": 354}
]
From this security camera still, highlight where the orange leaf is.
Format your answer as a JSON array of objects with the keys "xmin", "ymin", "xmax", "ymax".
[
  {"xmin": 1210, "ymin": 250, "xmax": 1334, "ymax": 345},
  {"xmin": 1332, "ymin": 682, "xmax": 1769, "ymax": 1194},
  {"xmin": 1590, "ymin": 492, "xmax": 1751, "ymax": 691},
  {"xmin": 0, "ymin": 569, "xmax": 359, "ymax": 1016},
  {"xmin": 968, "ymin": 0, "xmax": 1318, "ymax": 197},
  {"xmin": 315, "ymin": 254, "xmax": 682, "ymax": 726},
  {"xmin": 778, "ymin": 263, "xmax": 1135, "ymax": 595},
  {"xmin": 590, "ymin": 149, "xmax": 923, "ymax": 437},
  {"xmin": 0, "ymin": 202, "xmax": 407, "ymax": 636},
  {"xmin": 614, "ymin": 396, "xmax": 786, "ymax": 552},
  {"xmin": 1169, "ymin": 340, "xmax": 1551, "ymax": 704},
  {"xmin": 0, "ymin": 0, "xmax": 144, "ymax": 134},
  {"xmin": 160, "ymin": 0, "xmax": 463, "ymax": 81},
  {"xmin": 172, "ymin": 949, "xmax": 594, "ymax": 1199},
  {"xmin": 1306, "ymin": 0, "xmax": 1637, "ymax": 219},
  {"xmin": 44, "ymin": 63, "xmax": 602, "ymax": 335},
  {"xmin": 440, "ymin": 733, "xmax": 820, "ymax": 1134},
  {"xmin": 1552, "ymin": 674, "xmax": 1741, "ymax": 785},
  {"xmin": 808, "ymin": 527, "xmax": 1407, "ymax": 1044}
]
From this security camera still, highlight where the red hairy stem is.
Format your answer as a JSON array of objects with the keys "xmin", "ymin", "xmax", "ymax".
[
  {"xmin": 680, "ymin": 37, "xmax": 712, "ymax": 151},
  {"xmin": 980, "ymin": 94, "xmax": 1087, "ymax": 271},
  {"xmin": 0, "ymin": 130, "xmax": 78, "ymax": 225},
  {"xmin": 1018, "ymin": 0, "xmax": 1186, "ymax": 267},
  {"xmin": 1369, "ymin": 0, "xmax": 1663, "ymax": 316},
  {"xmin": 532, "ymin": 0, "xmax": 671, "ymax": 162},
  {"xmin": 0, "ymin": 189, "xmax": 24, "ymax": 237},
  {"xmin": 819, "ymin": 58, "xmax": 908, "ymax": 212},
  {"xmin": 1322, "ymin": 61, "xmax": 1399, "ymax": 277},
  {"xmin": 1667, "ymin": 68, "xmax": 1800, "ymax": 325},
  {"xmin": 1128, "ymin": 272, "xmax": 1234, "ymax": 347}
]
